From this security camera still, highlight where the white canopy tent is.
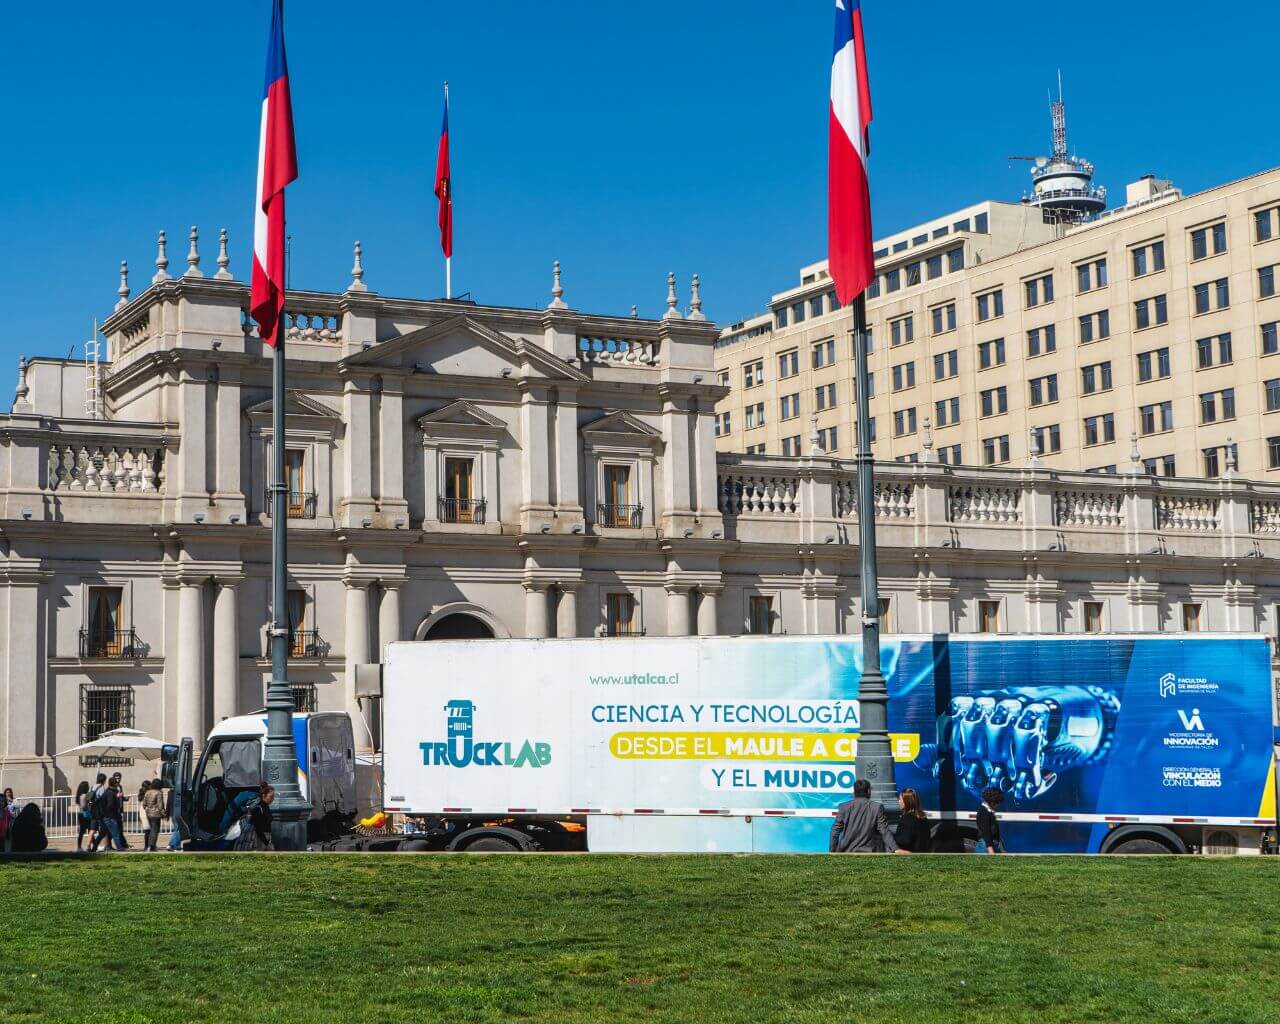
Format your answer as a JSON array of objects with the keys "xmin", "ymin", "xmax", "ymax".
[{"xmin": 57, "ymin": 728, "xmax": 169, "ymax": 763}]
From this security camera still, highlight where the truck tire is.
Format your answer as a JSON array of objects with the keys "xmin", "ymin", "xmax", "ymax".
[
  {"xmin": 397, "ymin": 840, "xmax": 431, "ymax": 853},
  {"xmin": 1110, "ymin": 837, "xmax": 1177, "ymax": 855},
  {"xmin": 463, "ymin": 835, "xmax": 523, "ymax": 853}
]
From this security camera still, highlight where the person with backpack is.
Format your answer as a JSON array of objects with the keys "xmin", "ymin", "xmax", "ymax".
[
  {"xmin": 141, "ymin": 778, "xmax": 166, "ymax": 851},
  {"xmin": 90, "ymin": 773, "xmax": 126, "ymax": 851},
  {"xmin": 88, "ymin": 773, "xmax": 112, "ymax": 851}
]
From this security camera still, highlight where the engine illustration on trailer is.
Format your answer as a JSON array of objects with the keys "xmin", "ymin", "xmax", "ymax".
[{"xmin": 919, "ymin": 685, "xmax": 1121, "ymax": 802}]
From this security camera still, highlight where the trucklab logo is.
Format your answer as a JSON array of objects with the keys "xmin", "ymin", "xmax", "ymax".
[{"xmin": 419, "ymin": 699, "xmax": 552, "ymax": 769}]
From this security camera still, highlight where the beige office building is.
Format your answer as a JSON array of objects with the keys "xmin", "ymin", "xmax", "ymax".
[{"xmin": 715, "ymin": 166, "xmax": 1280, "ymax": 480}]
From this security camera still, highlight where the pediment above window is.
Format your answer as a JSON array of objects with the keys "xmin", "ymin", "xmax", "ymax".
[
  {"xmin": 580, "ymin": 409, "xmax": 663, "ymax": 451},
  {"xmin": 244, "ymin": 392, "xmax": 341, "ymax": 423},
  {"xmin": 417, "ymin": 399, "xmax": 507, "ymax": 442}
]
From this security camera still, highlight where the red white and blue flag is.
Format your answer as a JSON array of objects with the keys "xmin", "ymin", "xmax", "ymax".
[
  {"xmin": 434, "ymin": 87, "xmax": 453, "ymax": 259},
  {"xmin": 251, "ymin": 0, "xmax": 298, "ymax": 349},
  {"xmin": 828, "ymin": 0, "xmax": 875, "ymax": 306}
]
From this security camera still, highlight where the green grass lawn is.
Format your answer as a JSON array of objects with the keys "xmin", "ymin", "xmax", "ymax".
[{"xmin": 1, "ymin": 855, "xmax": 1278, "ymax": 1024}]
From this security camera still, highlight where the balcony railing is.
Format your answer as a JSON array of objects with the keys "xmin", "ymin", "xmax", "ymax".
[
  {"xmin": 264, "ymin": 488, "xmax": 317, "ymax": 519},
  {"xmin": 288, "ymin": 630, "xmax": 322, "ymax": 659},
  {"xmin": 597, "ymin": 503, "xmax": 643, "ymax": 529},
  {"xmin": 79, "ymin": 628, "xmax": 139, "ymax": 660},
  {"xmin": 439, "ymin": 497, "xmax": 487, "ymax": 524}
]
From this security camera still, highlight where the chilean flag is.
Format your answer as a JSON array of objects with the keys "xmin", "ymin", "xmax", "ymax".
[
  {"xmin": 251, "ymin": 0, "xmax": 298, "ymax": 349},
  {"xmin": 828, "ymin": 0, "xmax": 875, "ymax": 306},
  {"xmin": 434, "ymin": 90, "xmax": 453, "ymax": 259}
]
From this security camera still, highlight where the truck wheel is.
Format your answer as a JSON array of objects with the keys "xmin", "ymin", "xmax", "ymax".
[
  {"xmin": 1110, "ymin": 837, "xmax": 1176, "ymax": 854},
  {"xmin": 464, "ymin": 835, "xmax": 522, "ymax": 853},
  {"xmin": 398, "ymin": 840, "xmax": 431, "ymax": 853}
]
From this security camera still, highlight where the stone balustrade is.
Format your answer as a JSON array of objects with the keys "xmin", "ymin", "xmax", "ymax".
[
  {"xmin": 577, "ymin": 335, "xmax": 659, "ymax": 365},
  {"xmin": 714, "ymin": 453, "xmax": 1280, "ymax": 556},
  {"xmin": 47, "ymin": 442, "xmax": 163, "ymax": 492}
]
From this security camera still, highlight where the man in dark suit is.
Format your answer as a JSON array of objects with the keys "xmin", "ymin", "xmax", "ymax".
[{"xmin": 829, "ymin": 779, "xmax": 904, "ymax": 853}]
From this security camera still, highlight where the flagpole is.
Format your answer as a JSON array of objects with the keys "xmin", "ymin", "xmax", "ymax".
[{"xmin": 444, "ymin": 80, "xmax": 451, "ymax": 299}]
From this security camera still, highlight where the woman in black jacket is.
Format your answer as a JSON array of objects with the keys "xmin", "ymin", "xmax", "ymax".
[
  {"xmin": 976, "ymin": 787, "xmax": 1005, "ymax": 853},
  {"xmin": 894, "ymin": 788, "xmax": 931, "ymax": 852}
]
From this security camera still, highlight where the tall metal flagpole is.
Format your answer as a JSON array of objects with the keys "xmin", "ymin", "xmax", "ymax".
[
  {"xmin": 443, "ymin": 81, "xmax": 451, "ymax": 299},
  {"xmin": 852, "ymin": 292, "xmax": 897, "ymax": 817},
  {"xmin": 258, "ymin": 0, "xmax": 308, "ymax": 853}
]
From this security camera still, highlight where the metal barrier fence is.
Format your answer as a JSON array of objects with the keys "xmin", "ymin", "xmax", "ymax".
[{"xmin": 12, "ymin": 794, "xmax": 171, "ymax": 842}]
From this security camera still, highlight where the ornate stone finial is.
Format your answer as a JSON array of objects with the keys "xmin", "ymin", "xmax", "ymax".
[
  {"xmin": 347, "ymin": 240, "xmax": 368, "ymax": 292},
  {"xmin": 631, "ymin": 304, "xmax": 639, "ymax": 319},
  {"xmin": 1028, "ymin": 427, "xmax": 1042, "ymax": 467},
  {"xmin": 1225, "ymin": 436, "xmax": 1238, "ymax": 476},
  {"xmin": 688, "ymin": 273, "xmax": 707, "ymax": 321},
  {"xmin": 184, "ymin": 226, "xmax": 203, "ymax": 278},
  {"xmin": 662, "ymin": 272, "xmax": 682, "ymax": 320},
  {"xmin": 548, "ymin": 260, "xmax": 567, "ymax": 310},
  {"xmin": 14, "ymin": 355, "xmax": 30, "ymax": 408},
  {"xmin": 152, "ymin": 230, "xmax": 170, "ymax": 283},
  {"xmin": 1127, "ymin": 431, "xmax": 1143, "ymax": 473},
  {"xmin": 215, "ymin": 228, "xmax": 233, "ymax": 280},
  {"xmin": 808, "ymin": 413, "xmax": 821, "ymax": 456},
  {"xmin": 115, "ymin": 259, "xmax": 130, "ymax": 310},
  {"xmin": 920, "ymin": 416, "xmax": 935, "ymax": 463}
]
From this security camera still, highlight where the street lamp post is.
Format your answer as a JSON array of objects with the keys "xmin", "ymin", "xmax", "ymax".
[
  {"xmin": 851, "ymin": 293, "xmax": 897, "ymax": 815},
  {"xmin": 261, "ymin": 332, "xmax": 309, "ymax": 851}
]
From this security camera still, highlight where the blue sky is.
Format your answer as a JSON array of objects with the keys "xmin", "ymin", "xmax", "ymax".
[{"xmin": 2, "ymin": 1, "xmax": 1275, "ymax": 399}]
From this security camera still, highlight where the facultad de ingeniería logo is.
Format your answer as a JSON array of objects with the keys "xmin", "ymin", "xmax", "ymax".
[
  {"xmin": 419, "ymin": 699, "xmax": 552, "ymax": 768},
  {"xmin": 1157, "ymin": 672, "xmax": 1219, "ymax": 699}
]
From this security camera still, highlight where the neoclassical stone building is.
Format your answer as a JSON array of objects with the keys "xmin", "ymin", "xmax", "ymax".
[{"xmin": 4, "ymin": 232, "xmax": 1280, "ymax": 795}]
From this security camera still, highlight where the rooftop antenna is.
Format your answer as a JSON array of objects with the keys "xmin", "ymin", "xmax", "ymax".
[
  {"xmin": 1050, "ymin": 68, "xmax": 1067, "ymax": 159},
  {"xmin": 85, "ymin": 318, "xmax": 102, "ymax": 420}
]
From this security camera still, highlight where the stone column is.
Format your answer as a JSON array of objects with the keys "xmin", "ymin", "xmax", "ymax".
[
  {"xmin": 556, "ymin": 585, "xmax": 579, "ymax": 639},
  {"xmin": 176, "ymin": 579, "xmax": 205, "ymax": 744},
  {"xmin": 378, "ymin": 582, "xmax": 402, "ymax": 658},
  {"xmin": 0, "ymin": 566, "xmax": 44, "ymax": 792},
  {"xmin": 212, "ymin": 578, "xmax": 241, "ymax": 725},
  {"xmin": 344, "ymin": 580, "xmax": 371, "ymax": 742},
  {"xmin": 524, "ymin": 585, "xmax": 549, "ymax": 638},
  {"xmin": 666, "ymin": 586, "xmax": 692, "ymax": 637},
  {"xmin": 696, "ymin": 586, "xmax": 722, "ymax": 637}
]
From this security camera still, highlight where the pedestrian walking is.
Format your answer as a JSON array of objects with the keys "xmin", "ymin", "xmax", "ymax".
[
  {"xmin": 91, "ymin": 773, "xmax": 127, "ymax": 851},
  {"xmin": 894, "ymin": 787, "xmax": 931, "ymax": 852},
  {"xmin": 75, "ymin": 780, "xmax": 93, "ymax": 851},
  {"xmin": 141, "ymin": 778, "xmax": 166, "ymax": 851},
  {"xmin": 976, "ymin": 787, "xmax": 1005, "ymax": 854},
  {"xmin": 829, "ymin": 778, "xmax": 907, "ymax": 853},
  {"xmin": 88, "ymin": 773, "xmax": 112, "ymax": 851}
]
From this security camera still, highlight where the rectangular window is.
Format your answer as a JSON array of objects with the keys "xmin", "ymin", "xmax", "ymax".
[
  {"xmin": 1024, "ymin": 273, "xmax": 1054, "ymax": 307},
  {"xmin": 716, "ymin": 370, "xmax": 729, "ymax": 389},
  {"xmin": 743, "ymin": 360, "xmax": 764, "ymax": 388},
  {"xmin": 1136, "ymin": 347, "xmax": 1170, "ymax": 382},
  {"xmin": 1182, "ymin": 603, "xmax": 1203, "ymax": 633},
  {"xmin": 1256, "ymin": 208, "xmax": 1276, "ymax": 243},
  {"xmin": 1134, "ymin": 294, "xmax": 1168, "ymax": 329},
  {"xmin": 1194, "ymin": 277, "xmax": 1230, "ymax": 314},
  {"xmin": 1266, "ymin": 378, "xmax": 1280, "ymax": 413},
  {"xmin": 791, "ymin": 301, "xmax": 806, "ymax": 325},
  {"xmin": 977, "ymin": 338, "xmax": 1006, "ymax": 369},
  {"xmin": 1195, "ymin": 333, "xmax": 1233, "ymax": 369},
  {"xmin": 780, "ymin": 435, "xmax": 803, "ymax": 457},
  {"xmin": 885, "ymin": 268, "xmax": 901, "ymax": 292},
  {"xmin": 774, "ymin": 308, "xmax": 788, "ymax": 329},
  {"xmin": 1269, "ymin": 436, "xmax": 1280, "ymax": 470},
  {"xmin": 889, "ymin": 315, "xmax": 914, "ymax": 346},
  {"xmin": 933, "ymin": 349, "xmax": 959, "ymax": 380},
  {"xmin": 1083, "ymin": 413, "xmax": 1116, "ymax": 446},
  {"xmin": 938, "ymin": 443, "xmax": 962, "ymax": 465},
  {"xmin": 748, "ymin": 595, "xmax": 773, "ymax": 635},
  {"xmin": 1203, "ymin": 446, "xmax": 1221, "ymax": 478},
  {"xmin": 810, "ymin": 296, "xmax": 824, "ymax": 319},
  {"xmin": 86, "ymin": 586, "xmax": 123, "ymax": 658},
  {"xmin": 892, "ymin": 361, "xmax": 916, "ymax": 391},
  {"xmin": 601, "ymin": 465, "xmax": 633, "ymax": 527},
  {"xmin": 442, "ymin": 457, "xmax": 478, "ymax": 523},
  {"xmin": 1026, "ymin": 324, "xmax": 1056, "ymax": 357},
  {"xmin": 1199, "ymin": 388, "xmax": 1236, "ymax": 424},
  {"xmin": 1081, "ymin": 361, "xmax": 1113, "ymax": 394},
  {"xmin": 980, "ymin": 386, "xmax": 1008, "ymax": 417},
  {"xmin": 79, "ymin": 685, "xmax": 135, "ymax": 766},
  {"xmin": 1264, "ymin": 322, "xmax": 1280, "ymax": 355},
  {"xmin": 1131, "ymin": 240, "xmax": 1165, "ymax": 277},
  {"xmin": 905, "ymin": 261, "xmax": 922, "ymax": 286},
  {"xmin": 1144, "ymin": 455, "xmax": 1177, "ymax": 477},
  {"xmin": 1260, "ymin": 264, "xmax": 1278, "ymax": 299},
  {"xmin": 815, "ymin": 382, "xmax": 836, "ymax": 410},
  {"xmin": 817, "ymin": 426, "xmax": 838, "ymax": 452},
  {"xmin": 1139, "ymin": 401, "xmax": 1173, "ymax": 435},
  {"xmin": 714, "ymin": 411, "xmax": 731, "ymax": 437},
  {"xmin": 1078, "ymin": 310, "xmax": 1110, "ymax": 344},
  {"xmin": 1031, "ymin": 423, "xmax": 1062, "ymax": 454},
  {"xmin": 606, "ymin": 593, "xmax": 638, "ymax": 637},
  {"xmin": 926, "ymin": 253, "xmax": 943, "ymax": 280},
  {"xmin": 779, "ymin": 393, "xmax": 801, "ymax": 420},
  {"xmin": 1028, "ymin": 374, "xmax": 1058, "ymax": 407},
  {"xmin": 978, "ymin": 600, "xmax": 1001, "ymax": 633},
  {"xmin": 286, "ymin": 589, "xmax": 309, "ymax": 656},
  {"xmin": 777, "ymin": 350, "xmax": 799, "ymax": 379},
  {"xmin": 1076, "ymin": 257, "xmax": 1108, "ymax": 292},
  {"xmin": 811, "ymin": 338, "xmax": 836, "ymax": 368},
  {"xmin": 745, "ymin": 402, "xmax": 765, "ymax": 429},
  {"xmin": 976, "ymin": 289, "xmax": 1004, "ymax": 322},
  {"xmin": 893, "ymin": 408, "xmax": 918, "ymax": 437},
  {"xmin": 946, "ymin": 247, "xmax": 964, "ymax": 273},
  {"xmin": 982, "ymin": 434, "xmax": 1010, "ymax": 465},
  {"xmin": 930, "ymin": 302, "xmax": 956, "ymax": 335},
  {"xmin": 1191, "ymin": 222, "xmax": 1227, "ymax": 260},
  {"xmin": 935, "ymin": 396, "xmax": 960, "ymax": 426},
  {"xmin": 745, "ymin": 443, "xmax": 767, "ymax": 455},
  {"xmin": 1084, "ymin": 602, "xmax": 1104, "ymax": 634}
]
